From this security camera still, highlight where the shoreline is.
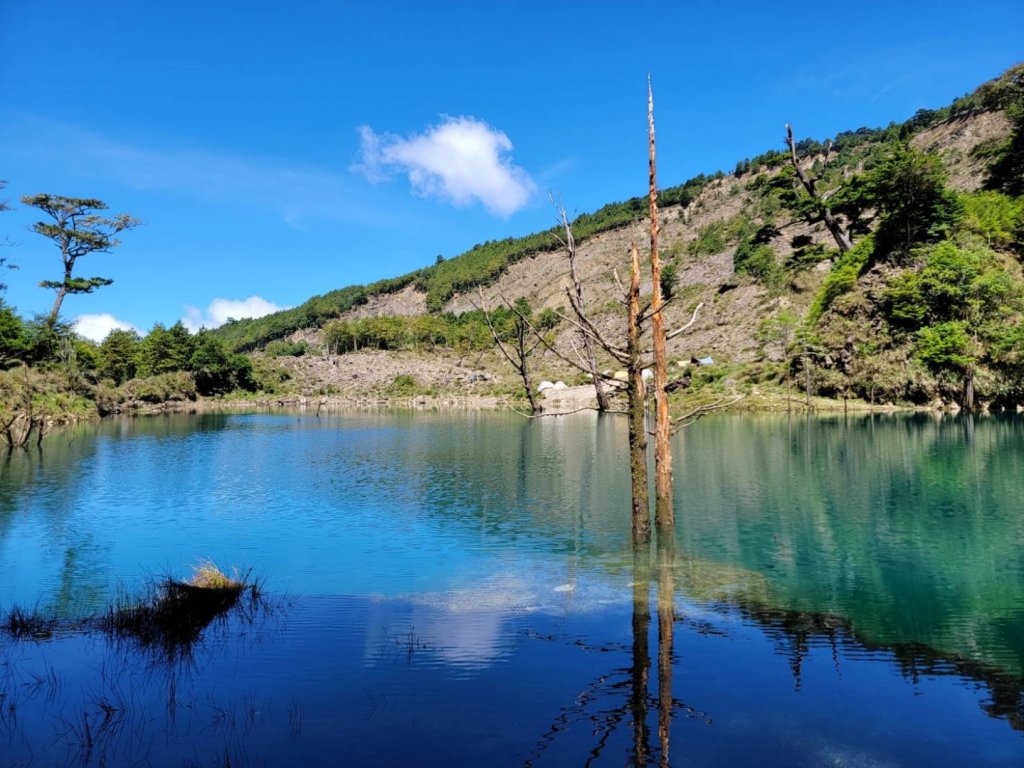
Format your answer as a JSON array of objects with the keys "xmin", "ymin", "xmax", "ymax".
[{"xmin": 111, "ymin": 389, "xmax": 1014, "ymax": 419}]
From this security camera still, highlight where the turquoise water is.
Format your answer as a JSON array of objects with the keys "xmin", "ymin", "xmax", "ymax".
[{"xmin": 1, "ymin": 411, "xmax": 1022, "ymax": 765}]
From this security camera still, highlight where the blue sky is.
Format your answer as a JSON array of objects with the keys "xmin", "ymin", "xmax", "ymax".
[{"xmin": 1, "ymin": 1, "xmax": 1021, "ymax": 340}]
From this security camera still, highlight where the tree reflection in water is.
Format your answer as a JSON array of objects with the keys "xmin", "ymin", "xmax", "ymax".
[{"xmin": 525, "ymin": 534, "xmax": 686, "ymax": 767}]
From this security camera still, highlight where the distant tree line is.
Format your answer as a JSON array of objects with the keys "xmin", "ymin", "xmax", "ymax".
[{"xmin": 322, "ymin": 303, "xmax": 559, "ymax": 356}]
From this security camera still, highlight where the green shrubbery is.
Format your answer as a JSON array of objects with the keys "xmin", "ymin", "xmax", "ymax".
[
  {"xmin": 264, "ymin": 339, "xmax": 309, "ymax": 358},
  {"xmin": 122, "ymin": 371, "xmax": 198, "ymax": 403}
]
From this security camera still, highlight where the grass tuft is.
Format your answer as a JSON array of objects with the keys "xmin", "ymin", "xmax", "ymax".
[
  {"xmin": 4, "ymin": 605, "xmax": 57, "ymax": 640},
  {"xmin": 188, "ymin": 560, "xmax": 245, "ymax": 590}
]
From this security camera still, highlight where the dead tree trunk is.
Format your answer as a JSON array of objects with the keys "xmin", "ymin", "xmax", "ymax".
[
  {"xmin": 628, "ymin": 243, "xmax": 651, "ymax": 546},
  {"xmin": 656, "ymin": 537, "xmax": 675, "ymax": 768},
  {"xmin": 630, "ymin": 547, "xmax": 652, "ymax": 766},
  {"xmin": 556, "ymin": 203, "xmax": 611, "ymax": 412},
  {"xmin": 648, "ymin": 79, "xmax": 674, "ymax": 534},
  {"xmin": 963, "ymin": 368, "xmax": 975, "ymax": 411},
  {"xmin": 785, "ymin": 124, "xmax": 853, "ymax": 253}
]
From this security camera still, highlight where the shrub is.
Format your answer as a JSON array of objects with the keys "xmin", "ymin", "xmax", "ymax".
[
  {"xmin": 808, "ymin": 235, "xmax": 874, "ymax": 322},
  {"xmin": 123, "ymin": 371, "xmax": 197, "ymax": 403},
  {"xmin": 265, "ymin": 339, "xmax": 309, "ymax": 358}
]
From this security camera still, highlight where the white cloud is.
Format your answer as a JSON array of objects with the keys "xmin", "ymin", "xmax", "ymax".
[
  {"xmin": 352, "ymin": 116, "xmax": 536, "ymax": 217},
  {"xmin": 73, "ymin": 314, "xmax": 139, "ymax": 343},
  {"xmin": 182, "ymin": 296, "xmax": 287, "ymax": 332}
]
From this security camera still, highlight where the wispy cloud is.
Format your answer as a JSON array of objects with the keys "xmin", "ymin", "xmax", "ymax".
[
  {"xmin": 5, "ymin": 117, "xmax": 382, "ymax": 228},
  {"xmin": 352, "ymin": 116, "xmax": 536, "ymax": 217},
  {"xmin": 182, "ymin": 295, "xmax": 287, "ymax": 332},
  {"xmin": 73, "ymin": 313, "xmax": 139, "ymax": 342}
]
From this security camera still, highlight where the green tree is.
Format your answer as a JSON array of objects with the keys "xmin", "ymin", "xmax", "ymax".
[
  {"xmin": 137, "ymin": 321, "xmax": 195, "ymax": 377},
  {"xmin": 659, "ymin": 260, "xmax": 678, "ymax": 300},
  {"xmin": 986, "ymin": 99, "xmax": 1024, "ymax": 197},
  {"xmin": 863, "ymin": 144, "xmax": 961, "ymax": 259},
  {"xmin": 916, "ymin": 321, "xmax": 974, "ymax": 368},
  {"xmin": 98, "ymin": 328, "xmax": 141, "ymax": 385},
  {"xmin": 0, "ymin": 305, "xmax": 28, "ymax": 366},
  {"xmin": 191, "ymin": 332, "xmax": 233, "ymax": 395},
  {"xmin": 189, "ymin": 332, "xmax": 256, "ymax": 395},
  {"xmin": 20, "ymin": 194, "xmax": 140, "ymax": 325},
  {"xmin": 961, "ymin": 190, "xmax": 1024, "ymax": 250},
  {"xmin": 885, "ymin": 241, "xmax": 1024, "ymax": 407},
  {"xmin": 755, "ymin": 310, "xmax": 800, "ymax": 361},
  {"xmin": 22, "ymin": 315, "xmax": 75, "ymax": 363}
]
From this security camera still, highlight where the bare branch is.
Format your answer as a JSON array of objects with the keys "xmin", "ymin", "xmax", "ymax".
[
  {"xmin": 670, "ymin": 395, "xmax": 744, "ymax": 433},
  {"xmin": 612, "ymin": 268, "xmax": 628, "ymax": 301},
  {"xmin": 511, "ymin": 298, "xmax": 628, "ymax": 377},
  {"xmin": 638, "ymin": 292, "xmax": 677, "ymax": 325},
  {"xmin": 561, "ymin": 286, "xmax": 630, "ymax": 361},
  {"xmin": 470, "ymin": 289, "xmax": 517, "ymax": 370},
  {"xmin": 666, "ymin": 302, "xmax": 704, "ymax": 341},
  {"xmin": 510, "ymin": 404, "xmax": 617, "ymax": 420}
]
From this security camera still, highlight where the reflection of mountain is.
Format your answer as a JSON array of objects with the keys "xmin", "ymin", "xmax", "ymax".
[
  {"xmin": 642, "ymin": 547, "xmax": 1024, "ymax": 733},
  {"xmin": 675, "ymin": 413, "xmax": 1024, "ymax": 680},
  {"xmin": 738, "ymin": 602, "xmax": 1024, "ymax": 733},
  {"xmin": 3, "ymin": 571, "xmax": 1023, "ymax": 766},
  {"xmin": 346, "ymin": 411, "xmax": 1024, "ymax": 683}
]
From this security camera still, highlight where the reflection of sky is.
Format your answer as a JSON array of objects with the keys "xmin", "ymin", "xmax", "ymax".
[{"xmin": 0, "ymin": 411, "xmax": 634, "ymax": 611}]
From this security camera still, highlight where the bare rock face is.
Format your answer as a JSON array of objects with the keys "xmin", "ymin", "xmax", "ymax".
[{"xmin": 910, "ymin": 110, "xmax": 1013, "ymax": 192}]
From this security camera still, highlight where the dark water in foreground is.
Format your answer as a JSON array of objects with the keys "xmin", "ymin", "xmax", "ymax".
[{"xmin": 1, "ymin": 411, "xmax": 1022, "ymax": 766}]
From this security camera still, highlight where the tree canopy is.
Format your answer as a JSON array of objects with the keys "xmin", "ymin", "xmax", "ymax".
[{"xmin": 21, "ymin": 194, "xmax": 140, "ymax": 324}]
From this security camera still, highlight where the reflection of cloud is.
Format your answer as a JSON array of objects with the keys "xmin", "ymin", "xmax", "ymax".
[
  {"xmin": 182, "ymin": 295, "xmax": 286, "ymax": 331},
  {"xmin": 6, "ymin": 117, "xmax": 383, "ymax": 227},
  {"xmin": 366, "ymin": 571, "xmax": 633, "ymax": 669},
  {"xmin": 416, "ymin": 606, "xmax": 508, "ymax": 667},
  {"xmin": 352, "ymin": 116, "xmax": 535, "ymax": 217},
  {"xmin": 73, "ymin": 313, "xmax": 139, "ymax": 342}
]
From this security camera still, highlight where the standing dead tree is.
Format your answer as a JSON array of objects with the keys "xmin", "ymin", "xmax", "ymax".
[
  {"xmin": 626, "ymin": 243, "xmax": 651, "ymax": 544},
  {"xmin": 647, "ymin": 77, "xmax": 673, "ymax": 536},
  {"xmin": 473, "ymin": 290, "xmax": 544, "ymax": 415},
  {"xmin": 512, "ymin": 80, "xmax": 718, "ymax": 545},
  {"xmin": 512, "ymin": 239, "xmax": 704, "ymax": 545},
  {"xmin": 784, "ymin": 124, "xmax": 853, "ymax": 253},
  {"xmin": 553, "ymin": 201, "xmax": 612, "ymax": 413}
]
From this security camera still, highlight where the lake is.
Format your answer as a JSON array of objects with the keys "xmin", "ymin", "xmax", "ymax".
[{"xmin": 1, "ymin": 410, "xmax": 1022, "ymax": 766}]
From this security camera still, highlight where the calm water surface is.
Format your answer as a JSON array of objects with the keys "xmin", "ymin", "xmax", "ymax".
[{"xmin": 1, "ymin": 411, "xmax": 1022, "ymax": 766}]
